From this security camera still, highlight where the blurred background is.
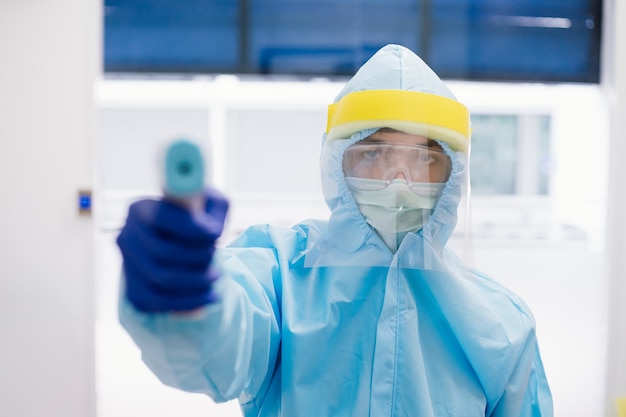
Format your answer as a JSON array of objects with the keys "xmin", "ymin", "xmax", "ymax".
[{"xmin": 1, "ymin": 1, "xmax": 625, "ymax": 416}]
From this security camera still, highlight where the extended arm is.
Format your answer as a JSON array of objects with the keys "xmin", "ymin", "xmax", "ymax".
[{"xmin": 116, "ymin": 190, "xmax": 281, "ymax": 405}]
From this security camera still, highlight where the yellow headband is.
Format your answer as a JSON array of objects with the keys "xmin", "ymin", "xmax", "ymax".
[{"xmin": 326, "ymin": 89, "xmax": 470, "ymax": 153}]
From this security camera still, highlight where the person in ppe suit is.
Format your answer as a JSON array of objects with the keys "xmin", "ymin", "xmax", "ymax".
[{"xmin": 117, "ymin": 44, "xmax": 553, "ymax": 416}]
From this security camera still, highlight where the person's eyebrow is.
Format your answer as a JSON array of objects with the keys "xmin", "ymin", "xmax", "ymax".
[
  {"xmin": 361, "ymin": 137, "xmax": 385, "ymax": 143},
  {"xmin": 427, "ymin": 139, "xmax": 444, "ymax": 150}
]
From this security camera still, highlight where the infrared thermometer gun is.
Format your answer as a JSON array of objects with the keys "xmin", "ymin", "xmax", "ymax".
[{"xmin": 162, "ymin": 139, "xmax": 206, "ymax": 213}]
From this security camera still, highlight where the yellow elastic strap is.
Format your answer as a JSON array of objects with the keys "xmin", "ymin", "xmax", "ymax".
[{"xmin": 326, "ymin": 89, "xmax": 470, "ymax": 152}]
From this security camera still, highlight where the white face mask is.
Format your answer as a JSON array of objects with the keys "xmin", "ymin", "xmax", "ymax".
[{"xmin": 345, "ymin": 177, "xmax": 445, "ymax": 251}]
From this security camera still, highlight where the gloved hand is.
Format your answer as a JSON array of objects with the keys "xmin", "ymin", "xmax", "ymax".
[{"xmin": 116, "ymin": 188, "xmax": 229, "ymax": 312}]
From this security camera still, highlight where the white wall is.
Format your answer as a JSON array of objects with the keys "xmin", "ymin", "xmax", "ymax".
[
  {"xmin": 0, "ymin": 2, "xmax": 99, "ymax": 417},
  {"xmin": 604, "ymin": 0, "xmax": 626, "ymax": 415}
]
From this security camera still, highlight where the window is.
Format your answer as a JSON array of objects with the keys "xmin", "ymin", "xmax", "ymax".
[
  {"xmin": 104, "ymin": 0, "xmax": 602, "ymax": 83},
  {"xmin": 470, "ymin": 114, "xmax": 551, "ymax": 195}
]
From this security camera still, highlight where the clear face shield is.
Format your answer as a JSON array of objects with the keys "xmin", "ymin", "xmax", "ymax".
[{"xmin": 314, "ymin": 88, "xmax": 473, "ymax": 268}]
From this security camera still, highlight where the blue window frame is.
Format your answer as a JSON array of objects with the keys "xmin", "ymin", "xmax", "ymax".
[{"xmin": 104, "ymin": 0, "xmax": 602, "ymax": 83}]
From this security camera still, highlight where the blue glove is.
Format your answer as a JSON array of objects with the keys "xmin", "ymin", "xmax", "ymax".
[{"xmin": 116, "ymin": 188, "xmax": 229, "ymax": 312}]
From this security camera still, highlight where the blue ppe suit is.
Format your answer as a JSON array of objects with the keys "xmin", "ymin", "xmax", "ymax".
[{"xmin": 120, "ymin": 44, "xmax": 553, "ymax": 416}]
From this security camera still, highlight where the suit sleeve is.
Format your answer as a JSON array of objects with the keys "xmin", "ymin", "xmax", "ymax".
[
  {"xmin": 489, "ymin": 330, "xmax": 554, "ymax": 417},
  {"xmin": 118, "ymin": 244, "xmax": 282, "ymax": 406}
]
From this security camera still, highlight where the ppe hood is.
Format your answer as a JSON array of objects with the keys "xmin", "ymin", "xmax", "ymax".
[{"xmin": 319, "ymin": 44, "xmax": 471, "ymax": 256}]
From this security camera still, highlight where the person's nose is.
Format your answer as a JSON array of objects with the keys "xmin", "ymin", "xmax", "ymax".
[{"xmin": 390, "ymin": 168, "xmax": 411, "ymax": 181}]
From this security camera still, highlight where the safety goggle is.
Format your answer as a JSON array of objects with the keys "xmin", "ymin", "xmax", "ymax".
[{"xmin": 342, "ymin": 142, "xmax": 451, "ymax": 185}]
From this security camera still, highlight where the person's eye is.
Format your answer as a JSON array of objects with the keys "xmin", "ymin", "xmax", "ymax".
[
  {"xmin": 362, "ymin": 148, "xmax": 381, "ymax": 159},
  {"xmin": 417, "ymin": 150, "xmax": 434, "ymax": 163}
]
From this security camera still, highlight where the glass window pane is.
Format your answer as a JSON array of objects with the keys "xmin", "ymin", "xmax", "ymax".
[
  {"xmin": 429, "ymin": 0, "xmax": 600, "ymax": 82},
  {"xmin": 469, "ymin": 114, "xmax": 552, "ymax": 196},
  {"xmin": 249, "ymin": 0, "xmax": 421, "ymax": 75},
  {"xmin": 104, "ymin": 0, "xmax": 238, "ymax": 72},
  {"xmin": 103, "ymin": 0, "xmax": 602, "ymax": 83},
  {"xmin": 470, "ymin": 115, "xmax": 518, "ymax": 195}
]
